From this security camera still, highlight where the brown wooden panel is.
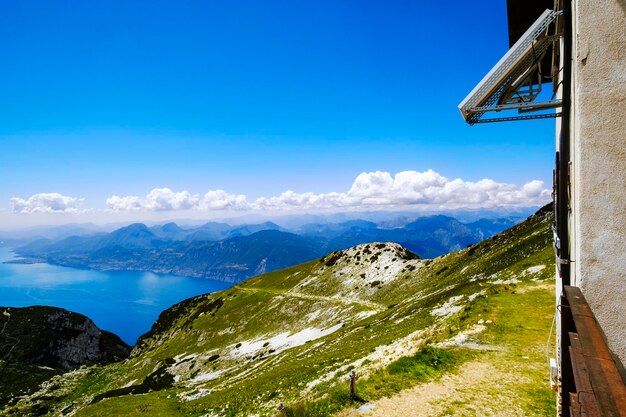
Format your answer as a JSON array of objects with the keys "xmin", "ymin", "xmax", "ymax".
[
  {"xmin": 569, "ymin": 336, "xmax": 593, "ymax": 392},
  {"xmin": 564, "ymin": 286, "xmax": 626, "ymax": 417},
  {"xmin": 569, "ymin": 334, "xmax": 601, "ymax": 417}
]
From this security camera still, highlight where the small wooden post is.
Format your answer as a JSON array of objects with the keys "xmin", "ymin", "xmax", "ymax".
[{"xmin": 349, "ymin": 370, "xmax": 357, "ymax": 399}]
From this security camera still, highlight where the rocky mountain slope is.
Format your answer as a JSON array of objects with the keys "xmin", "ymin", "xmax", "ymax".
[
  {"xmin": 0, "ymin": 306, "xmax": 130, "ymax": 409},
  {"xmin": 2, "ymin": 205, "xmax": 554, "ymax": 416}
]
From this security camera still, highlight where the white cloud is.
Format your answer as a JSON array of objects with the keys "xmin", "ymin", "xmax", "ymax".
[
  {"xmin": 145, "ymin": 188, "xmax": 200, "ymax": 211},
  {"xmin": 249, "ymin": 170, "xmax": 551, "ymax": 211},
  {"xmin": 10, "ymin": 193, "xmax": 85, "ymax": 214},
  {"xmin": 106, "ymin": 188, "xmax": 249, "ymax": 212},
  {"xmin": 105, "ymin": 195, "xmax": 143, "ymax": 211},
  {"xmin": 103, "ymin": 170, "xmax": 550, "ymax": 213},
  {"xmin": 201, "ymin": 190, "xmax": 249, "ymax": 210}
]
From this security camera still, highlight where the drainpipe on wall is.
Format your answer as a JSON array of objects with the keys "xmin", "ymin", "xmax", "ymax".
[{"xmin": 556, "ymin": 1, "xmax": 573, "ymax": 415}]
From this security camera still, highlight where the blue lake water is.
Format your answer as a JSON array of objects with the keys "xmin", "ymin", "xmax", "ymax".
[{"xmin": 0, "ymin": 247, "xmax": 233, "ymax": 345}]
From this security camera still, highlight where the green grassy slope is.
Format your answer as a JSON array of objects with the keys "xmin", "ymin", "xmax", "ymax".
[{"xmin": 1, "ymin": 205, "xmax": 555, "ymax": 417}]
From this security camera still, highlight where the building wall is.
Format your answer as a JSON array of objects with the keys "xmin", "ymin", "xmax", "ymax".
[{"xmin": 570, "ymin": 0, "xmax": 626, "ymax": 377}]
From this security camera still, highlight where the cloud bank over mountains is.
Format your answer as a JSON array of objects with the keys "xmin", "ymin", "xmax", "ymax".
[
  {"xmin": 11, "ymin": 170, "xmax": 551, "ymax": 215},
  {"xmin": 106, "ymin": 189, "xmax": 249, "ymax": 212},
  {"xmin": 10, "ymin": 193, "xmax": 85, "ymax": 214}
]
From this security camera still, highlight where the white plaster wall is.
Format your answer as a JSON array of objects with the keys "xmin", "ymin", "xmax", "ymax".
[{"xmin": 571, "ymin": 0, "xmax": 626, "ymax": 376}]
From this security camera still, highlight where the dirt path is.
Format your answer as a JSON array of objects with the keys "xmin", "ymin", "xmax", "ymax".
[
  {"xmin": 336, "ymin": 356, "xmax": 532, "ymax": 417},
  {"xmin": 334, "ymin": 284, "xmax": 555, "ymax": 417}
]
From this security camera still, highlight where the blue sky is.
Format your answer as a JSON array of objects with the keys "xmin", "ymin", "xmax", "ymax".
[{"xmin": 0, "ymin": 1, "xmax": 555, "ymax": 227}]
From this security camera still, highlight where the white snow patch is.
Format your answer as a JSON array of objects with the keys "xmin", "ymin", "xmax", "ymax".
[
  {"xmin": 467, "ymin": 290, "xmax": 486, "ymax": 301},
  {"xmin": 354, "ymin": 310, "xmax": 377, "ymax": 320},
  {"xmin": 122, "ymin": 379, "xmax": 138, "ymax": 388},
  {"xmin": 469, "ymin": 273, "xmax": 485, "ymax": 283},
  {"xmin": 235, "ymin": 323, "xmax": 343, "ymax": 357},
  {"xmin": 491, "ymin": 278, "xmax": 521, "ymax": 285},
  {"xmin": 298, "ymin": 274, "xmax": 319, "ymax": 288},
  {"xmin": 461, "ymin": 266, "xmax": 469, "ymax": 273},
  {"xmin": 430, "ymin": 295, "xmax": 465, "ymax": 318},
  {"xmin": 178, "ymin": 388, "xmax": 211, "ymax": 402},
  {"xmin": 524, "ymin": 265, "xmax": 546, "ymax": 274},
  {"xmin": 173, "ymin": 353, "xmax": 197, "ymax": 363},
  {"xmin": 191, "ymin": 370, "xmax": 224, "ymax": 383},
  {"xmin": 305, "ymin": 309, "xmax": 321, "ymax": 321}
]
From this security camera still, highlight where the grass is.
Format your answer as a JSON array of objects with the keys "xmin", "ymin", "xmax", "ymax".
[
  {"xmin": 287, "ymin": 283, "xmax": 555, "ymax": 417},
  {"xmin": 480, "ymin": 286, "xmax": 557, "ymax": 416},
  {"xmin": 359, "ymin": 347, "xmax": 476, "ymax": 399},
  {"xmin": 76, "ymin": 391, "xmax": 182, "ymax": 417},
  {"xmin": 3, "ymin": 207, "xmax": 556, "ymax": 417},
  {"xmin": 388, "ymin": 347, "xmax": 457, "ymax": 378},
  {"xmin": 278, "ymin": 347, "xmax": 477, "ymax": 417}
]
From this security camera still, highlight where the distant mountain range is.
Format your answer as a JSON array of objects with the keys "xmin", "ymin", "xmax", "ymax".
[
  {"xmin": 11, "ymin": 215, "xmax": 520, "ymax": 282},
  {"xmin": 2, "ymin": 205, "xmax": 555, "ymax": 416}
]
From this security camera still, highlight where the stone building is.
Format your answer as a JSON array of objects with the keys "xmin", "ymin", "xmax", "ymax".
[{"xmin": 459, "ymin": 1, "xmax": 626, "ymax": 415}]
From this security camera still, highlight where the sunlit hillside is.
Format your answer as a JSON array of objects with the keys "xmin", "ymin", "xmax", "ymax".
[{"xmin": 2, "ymin": 206, "xmax": 555, "ymax": 417}]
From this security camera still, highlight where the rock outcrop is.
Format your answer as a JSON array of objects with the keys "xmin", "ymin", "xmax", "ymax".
[
  {"xmin": 0, "ymin": 306, "xmax": 131, "ymax": 407},
  {"xmin": 0, "ymin": 306, "xmax": 130, "ymax": 370}
]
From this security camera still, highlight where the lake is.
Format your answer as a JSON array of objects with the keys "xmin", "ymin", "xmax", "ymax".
[{"xmin": 0, "ymin": 247, "xmax": 233, "ymax": 345}]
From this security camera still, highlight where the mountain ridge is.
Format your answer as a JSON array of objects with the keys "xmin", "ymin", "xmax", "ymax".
[
  {"xmin": 1, "ymin": 204, "xmax": 555, "ymax": 416},
  {"xmin": 10, "ymin": 215, "xmax": 518, "ymax": 282}
]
